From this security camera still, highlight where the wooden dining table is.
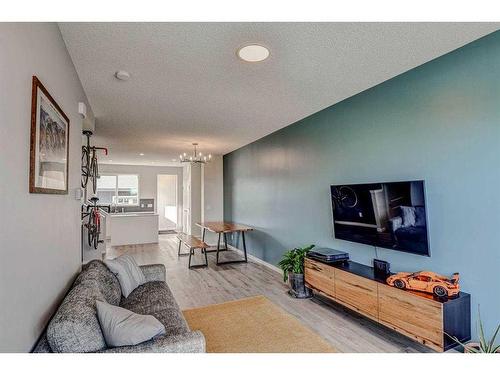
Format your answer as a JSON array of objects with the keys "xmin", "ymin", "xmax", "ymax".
[{"xmin": 196, "ymin": 221, "xmax": 253, "ymax": 265}]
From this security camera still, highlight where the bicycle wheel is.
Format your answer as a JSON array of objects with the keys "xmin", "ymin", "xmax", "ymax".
[
  {"xmin": 90, "ymin": 155, "xmax": 98, "ymax": 194},
  {"xmin": 81, "ymin": 146, "xmax": 90, "ymax": 189},
  {"xmin": 93, "ymin": 214, "xmax": 101, "ymax": 250},
  {"xmin": 93, "ymin": 229, "xmax": 100, "ymax": 249},
  {"xmin": 87, "ymin": 210, "xmax": 96, "ymax": 247},
  {"xmin": 339, "ymin": 186, "xmax": 358, "ymax": 208}
]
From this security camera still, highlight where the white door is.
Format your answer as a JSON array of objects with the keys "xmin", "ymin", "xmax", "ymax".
[{"xmin": 157, "ymin": 174, "xmax": 178, "ymax": 231}]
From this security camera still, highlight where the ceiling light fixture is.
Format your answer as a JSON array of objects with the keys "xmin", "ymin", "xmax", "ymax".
[
  {"xmin": 139, "ymin": 153, "xmax": 144, "ymax": 156},
  {"xmin": 237, "ymin": 44, "xmax": 270, "ymax": 62},
  {"xmin": 180, "ymin": 143, "xmax": 211, "ymax": 164}
]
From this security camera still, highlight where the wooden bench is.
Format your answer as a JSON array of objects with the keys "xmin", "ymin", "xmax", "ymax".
[{"xmin": 177, "ymin": 233, "xmax": 209, "ymax": 269}]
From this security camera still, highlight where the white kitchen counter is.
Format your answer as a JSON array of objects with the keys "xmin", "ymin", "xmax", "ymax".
[
  {"xmin": 109, "ymin": 213, "xmax": 159, "ymax": 246},
  {"xmin": 110, "ymin": 212, "xmax": 158, "ymax": 217}
]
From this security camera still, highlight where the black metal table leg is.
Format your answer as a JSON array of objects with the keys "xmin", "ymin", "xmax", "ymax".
[
  {"xmin": 204, "ymin": 246, "xmax": 208, "ymax": 266},
  {"xmin": 242, "ymin": 231, "xmax": 248, "ymax": 262},
  {"xmin": 216, "ymin": 230, "xmax": 249, "ymax": 266},
  {"xmin": 188, "ymin": 247, "xmax": 209, "ymax": 269},
  {"xmin": 204, "ymin": 227, "xmax": 230, "ymax": 254},
  {"xmin": 201, "ymin": 228, "xmax": 206, "ymax": 254},
  {"xmin": 216, "ymin": 233, "xmax": 221, "ymax": 264}
]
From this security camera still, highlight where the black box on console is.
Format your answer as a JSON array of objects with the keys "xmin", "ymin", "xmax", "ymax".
[{"xmin": 307, "ymin": 248, "xmax": 349, "ymax": 264}]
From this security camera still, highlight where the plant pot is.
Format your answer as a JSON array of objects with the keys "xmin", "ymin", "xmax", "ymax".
[
  {"xmin": 463, "ymin": 342, "xmax": 500, "ymax": 353},
  {"xmin": 463, "ymin": 343, "xmax": 480, "ymax": 353},
  {"xmin": 288, "ymin": 272, "xmax": 312, "ymax": 299}
]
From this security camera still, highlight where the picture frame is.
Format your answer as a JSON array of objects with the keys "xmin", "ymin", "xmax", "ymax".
[{"xmin": 29, "ymin": 76, "xmax": 70, "ymax": 194}]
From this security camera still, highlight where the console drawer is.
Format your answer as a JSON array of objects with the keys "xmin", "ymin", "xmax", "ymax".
[
  {"xmin": 334, "ymin": 268, "xmax": 378, "ymax": 319},
  {"xmin": 378, "ymin": 284, "xmax": 443, "ymax": 351},
  {"xmin": 304, "ymin": 258, "xmax": 335, "ymax": 298}
]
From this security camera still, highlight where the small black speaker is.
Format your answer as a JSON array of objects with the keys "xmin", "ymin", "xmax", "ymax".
[{"xmin": 373, "ymin": 259, "xmax": 391, "ymax": 279}]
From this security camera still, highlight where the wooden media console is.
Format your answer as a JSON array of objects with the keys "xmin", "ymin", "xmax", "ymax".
[{"xmin": 304, "ymin": 257, "xmax": 471, "ymax": 352}]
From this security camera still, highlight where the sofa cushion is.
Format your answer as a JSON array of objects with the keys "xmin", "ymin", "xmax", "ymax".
[
  {"xmin": 120, "ymin": 281, "xmax": 189, "ymax": 335},
  {"xmin": 400, "ymin": 206, "xmax": 416, "ymax": 227},
  {"xmin": 47, "ymin": 280, "xmax": 107, "ymax": 353},
  {"xmin": 75, "ymin": 260, "xmax": 122, "ymax": 305},
  {"xmin": 415, "ymin": 206, "xmax": 426, "ymax": 227},
  {"xmin": 104, "ymin": 255, "xmax": 146, "ymax": 298},
  {"xmin": 96, "ymin": 300, "xmax": 165, "ymax": 347},
  {"xmin": 154, "ymin": 308, "xmax": 191, "ymax": 336}
]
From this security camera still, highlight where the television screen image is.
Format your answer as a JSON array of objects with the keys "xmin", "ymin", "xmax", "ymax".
[{"xmin": 330, "ymin": 180, "xmax": 429, "ymax": 256}]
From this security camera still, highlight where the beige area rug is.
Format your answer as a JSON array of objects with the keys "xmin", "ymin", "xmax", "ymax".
[{"xmin": 183, "ymin": 295, "xmax": 336, "ymax": 353}]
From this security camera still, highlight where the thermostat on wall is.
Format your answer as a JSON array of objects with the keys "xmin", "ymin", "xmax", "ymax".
[{"xmin": 78, "ymin": 102, "xmax": 87, "ymax": 119}]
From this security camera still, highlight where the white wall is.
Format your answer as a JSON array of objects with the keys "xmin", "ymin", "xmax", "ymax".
[
  {"xmin": 99, "ymin": 164, "xmax": 183, "ymax": 228},
  {"xmin": 157, "ymin": 174, "xmax": 178, "ymax": 230},
  {"xmin": 190, "ymin": 164, "xmax": 202, "ymax": 237},
  {"xmin": 202, "ymin": 156, "xmax": 224, "ymax": 244},
  {"xmin": 182, "ymin": 164, "xmax": 191, "ymax": 234},
  {"xmin": 0, "ymin": 23, "xmax": 93, "ymax": 352},
  {"xmin": 180, "ymin": 159, "xmax": 223, "ymax": 240}
]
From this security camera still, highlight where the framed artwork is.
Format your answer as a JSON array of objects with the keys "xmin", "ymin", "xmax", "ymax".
[{"xmin": 29, "ymin": 76, "xmax": 70, "ymax": 194}]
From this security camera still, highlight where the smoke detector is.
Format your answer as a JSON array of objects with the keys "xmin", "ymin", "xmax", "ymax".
[{"xmin": 115, "ymin": 70, "xmax": 131, "ymax": 81}]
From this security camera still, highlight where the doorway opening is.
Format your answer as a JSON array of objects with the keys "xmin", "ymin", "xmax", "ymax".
[{"xmin": 157, "ymin": 174, "xmax": 178, "ymax": 233}]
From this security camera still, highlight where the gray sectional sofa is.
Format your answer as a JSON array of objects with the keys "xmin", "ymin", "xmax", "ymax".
[{"xmin": 33, "ymin": 260, "xmax": 205, "ymax": 353}]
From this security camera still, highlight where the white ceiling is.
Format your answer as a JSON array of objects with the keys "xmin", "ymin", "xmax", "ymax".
[{"xmin": 59, "ymin": 23, "xmax": 499, "ymax": 166}]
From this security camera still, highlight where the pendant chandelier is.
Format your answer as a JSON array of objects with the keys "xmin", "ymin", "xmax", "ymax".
[{"xmin": 180, "ymin": 143, "xmax": 211, "ymax": 164}]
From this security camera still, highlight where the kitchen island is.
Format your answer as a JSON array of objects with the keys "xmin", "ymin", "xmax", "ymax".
[{"xmin": 108, "ymin": 212, "xmax": 159, "ymax": 246}]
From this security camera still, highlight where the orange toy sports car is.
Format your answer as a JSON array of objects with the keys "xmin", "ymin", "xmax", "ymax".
[{"xmin": 386, "ymin": 271, "xmax": 460, "ymax": 298}]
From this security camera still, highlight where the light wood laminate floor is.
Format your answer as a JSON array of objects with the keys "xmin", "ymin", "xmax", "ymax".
[{"xmin": 107, "ymin": 234, "xmax": 432, "ymax": 353}]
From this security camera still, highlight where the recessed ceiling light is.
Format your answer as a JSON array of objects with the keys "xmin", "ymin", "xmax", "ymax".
[
  {"xmin": 139, "ymin": 153, "xmax": 144, "ymax": 156},
  {"xmin": 237, "ymin": 44, "xmax": 270, "ymax": 62},
  {"xmin": 115, "ymin": 70, "xmax": 131, "ymax": 81}
]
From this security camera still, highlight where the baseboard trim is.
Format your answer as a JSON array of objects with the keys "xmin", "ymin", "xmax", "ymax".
[
  {"xmin": 199, "ymin": 241, "xmax": 282, "ymax": 275},
  {"xmin": 226, "ymin": 244, "xmax": 282, "ymax": 275}
]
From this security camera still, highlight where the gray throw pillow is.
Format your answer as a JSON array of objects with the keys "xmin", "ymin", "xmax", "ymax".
[
  {"xmin": 415, "ymin": 206, "xmax": 426, "ymax": 227},
  {"xmin": 400, "ymin": 206, "xmax": 416, "ymax": 227},
  {"xmin": 96, "ymin": 300, "xmax": 166, "ymax": 347},
  {"xmin": 104, "ymin": 255, "xmax": 146, "ymax": 298}
]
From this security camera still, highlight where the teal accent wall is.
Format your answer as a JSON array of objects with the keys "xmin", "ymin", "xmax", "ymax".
[{"xmin": 224, "ymin": 31, "xmax": 500, "ymax": 339}]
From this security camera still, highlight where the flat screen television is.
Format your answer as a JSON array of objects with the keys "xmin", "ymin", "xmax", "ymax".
[{"xmin": 330, "ymin": 180, "xmax": 430, "ymax": 256}]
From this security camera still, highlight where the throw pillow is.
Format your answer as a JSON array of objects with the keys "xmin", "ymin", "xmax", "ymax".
[
  {"xmin": 415, "ymin": 206, "xmax": 426, "ymax": 227},
  {"xmin": 96, "ymin": 300, "xmax": 166, "ymax": 347},
  {"xmin": 400, "ymin": 206, "xmax": 416, "ymax": 227},
  {"xmin": 104, "ymin": 254, "xmax": 146, "ymax": 298}
]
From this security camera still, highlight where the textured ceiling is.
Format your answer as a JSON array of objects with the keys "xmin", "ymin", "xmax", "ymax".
[{"xmin": 59, "ymin": 23, "xmax": 498, "ymax": 166}]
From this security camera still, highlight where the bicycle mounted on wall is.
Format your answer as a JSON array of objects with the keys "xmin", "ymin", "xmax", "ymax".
[
  {"xmin": 81, "ymin": 130, "xmax": 108, "ymax": 194},
  {"xmin": 81, "ymin": 130, "xmax": 110, "ymax": 250},
  {"xmin": 82, "ymin": 197, "xmax": 110, "ymax": 249}
]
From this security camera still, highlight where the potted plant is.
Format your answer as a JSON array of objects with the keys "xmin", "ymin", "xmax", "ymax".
[
  {"xmin": 278, "ymin": 244, "xmax": 315, "ymax": 298},
  {"xmin": 448, "ymin": 308, "xmax": 500, "ymax": 353}
]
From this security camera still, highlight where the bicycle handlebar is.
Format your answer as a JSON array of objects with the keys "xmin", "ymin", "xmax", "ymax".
[
  {"xmin": 82, "ymin": 130, "xmax": 108, "ymax": 155},
  {"xmin": 92, "ymin": 146, "xmax": 108, "ymax": 156}
]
